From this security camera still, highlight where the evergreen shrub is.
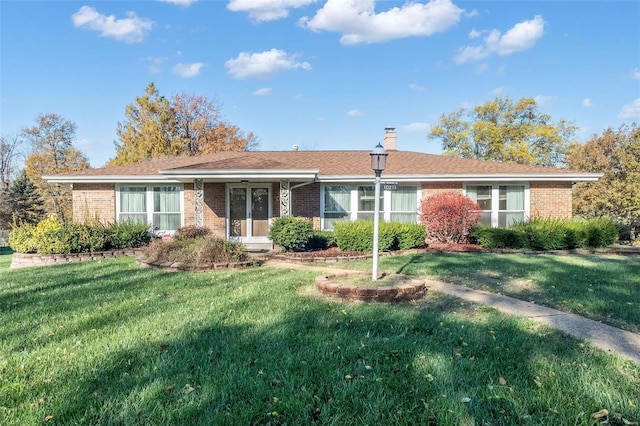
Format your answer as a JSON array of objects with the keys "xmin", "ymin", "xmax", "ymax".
[{"xmin": 269, "ymin": 217, "xmax": 314, "ymax": 252}]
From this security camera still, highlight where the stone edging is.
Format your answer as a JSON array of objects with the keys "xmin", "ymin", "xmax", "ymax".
[
  {"xmin": 137, "ymin": 257, "xmax": 256, "ymax": 272},
  {"xmin": 10, "ymin": 249, "xmax": 145, "ymax": 269},
  {"xmin": 268, "ymin": 248, "xmax": 428, "ymax": 264},
  {"xmin": 315, "ymin": 273, "xmax": 426, "ymax": 303}
]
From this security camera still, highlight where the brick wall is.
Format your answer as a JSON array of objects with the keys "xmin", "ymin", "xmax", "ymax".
[
  {"xmin": 291, "ymin": 182, "xmax": 321, "ymax": 229},
  {"xmin": 183, "ymin": 183, "xmax": 195, "ymax": 227},
  {"xmin": 203, "ymin": 183, "xmax": 227, "ymax": 238},
  {"xmin": 530, "ymin": 181, "xmax": 573, "ymax": 219},
  {"xmin": 72, "ymin": 183, "xmax": 116, "ymax": 223},
  {"xmin": 420, "ymin": 182, "xmax": 463, "ymax": 200}
]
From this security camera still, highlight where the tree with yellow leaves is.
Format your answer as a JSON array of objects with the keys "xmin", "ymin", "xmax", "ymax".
[
  {"xmin": 429, "ymin": 97, "xmax": 578, "ymax": 167},
  {"xmin": 109, "ymin": 83, "xmax": 257, "ymax": 166},
  {"xmin": 567, "ymin": 124, "xmax": 640, "ymax": 241},
  {"xmin": 22, "ymin": 113, "xmax": 90, "ymax": 221}
]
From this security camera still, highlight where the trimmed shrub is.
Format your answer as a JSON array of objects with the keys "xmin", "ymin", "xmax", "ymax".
[
  {"xmin": 393, "ymin": 223, "xmax": 427, "ymax": 250},
  {"xmin": 471, "ymin": 226, "xmax": 527, "ymax": 249},
  {"xmin": 269, "ymin": 217, "xmax": 314, "ymax": 252},
  {"xmin": 305, "ymin": 230, "xmax": 337, "ymax": 251},
  {"xmin": 333, "ymin": 220, "xmax": 425, "ymax": 252},
  {"xmin": 420, "ymin": 192, "xmax": 481, "ymax": 244}
]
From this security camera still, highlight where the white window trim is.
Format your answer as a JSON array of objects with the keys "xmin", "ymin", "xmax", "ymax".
[
  {"xmin": 320, "ymin": 183, "xmax": 420, "ymax": 230},
  {"xmin": 463, "ymin": 182, "xmax": 530, "ymax": 228},
  {"xmin": 115, "ymin": 184, "xmax": 185, "ymax": 235}
]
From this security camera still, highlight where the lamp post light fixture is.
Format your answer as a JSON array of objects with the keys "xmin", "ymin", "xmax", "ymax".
[{"xmin": 370, "ymin": 143, "xmax": 388, "ymax": 281}]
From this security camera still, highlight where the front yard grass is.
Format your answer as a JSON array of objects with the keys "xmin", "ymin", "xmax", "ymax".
[
  {"xmin": 352, "ymin": 252, "xmax": 640, "ymax": 333},
  {"xmin": 0, "ymin": 254, "xmax": 639, "ymax": 425}
]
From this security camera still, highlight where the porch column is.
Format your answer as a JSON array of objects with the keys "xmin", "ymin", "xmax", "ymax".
[
  {"xmin": 194, "ymin": 179, "xmax": 204, "ymax": 227},
  {"xmin": 280, "ymin": 179, "xmax": 290, "ymax": 217}
]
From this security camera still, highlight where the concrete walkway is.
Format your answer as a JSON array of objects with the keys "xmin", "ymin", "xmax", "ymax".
[{"xmin": 263, "ymin": 260, "xmax": 640, "ymax": 365}]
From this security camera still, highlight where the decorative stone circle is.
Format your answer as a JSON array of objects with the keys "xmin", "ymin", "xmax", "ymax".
[
  {"xmin": 137, "ymin": 257, "xmax": 256, "ymax": 272},
  {"xmin": 315, "ymin": 273, "xmax": 426, "ymax": 303}
]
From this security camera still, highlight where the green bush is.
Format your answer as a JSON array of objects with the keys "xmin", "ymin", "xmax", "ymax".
[
  {"xmin": 8, "ymin": 223, "xmax": 37, "ymax": 253},
  {"xmin": 576, "ymin": 217, "xmax": 619, "ymax": 248},
  {"xmin": 394, "ymin": 223, "xmax": 427, "ymax": 250},
  {"xmin": 333, "ymin": 220, "xmax": 424, "ymax": 252},
  {"xmin": 305, "ymin": 230, "xmax": 337, "ymax": 251},
  {"xmin": 106, "ymin": 221, "xmax": 151, "ymax": 249},
  {"xmin": 9, "ymin": 217, "xmax": 150, "ymax": 254},
  {"xmin": 471, "ymin": 226, "xmax": 527, "ymax": 249},
  {"xmin": 269, "ymin": 217, "xmax": 314, "ymax": 252},
  {"xmin": 514, "ymin": 218, "xmax": 571, "ymax": 251}
]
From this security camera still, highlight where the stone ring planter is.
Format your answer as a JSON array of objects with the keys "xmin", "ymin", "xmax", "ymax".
[{"xmin": 315, "ymin": 273, "xmax": 426, "ymax": 303}]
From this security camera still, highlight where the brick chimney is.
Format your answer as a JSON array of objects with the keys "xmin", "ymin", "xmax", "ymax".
[{"xmin": 383, "ymin": 127, "xmax": 397, "ymax": 151}]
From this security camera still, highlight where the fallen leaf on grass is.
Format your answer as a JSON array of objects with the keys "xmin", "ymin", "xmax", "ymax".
[
  {"xmin": 44, "ymin": 416, "xmax": 53, "ymax": 422},
  {"xmin": 591, "ymin": 409, "xmax": 608, "ymax": 419},
  {"xmin": 461, "ymin": 397, "xmax": 472, "ymax": 403},
  {"xmin": 499, "ymin": 376, "xmax": 507, "ymax": 385}
]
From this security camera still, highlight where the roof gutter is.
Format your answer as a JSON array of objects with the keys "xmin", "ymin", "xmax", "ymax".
[{"xmin": 318, "ymin": 173, "xmax": 603, "ymax": 183}]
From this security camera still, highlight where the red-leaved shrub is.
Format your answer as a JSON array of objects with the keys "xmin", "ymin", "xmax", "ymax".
[{"xmin": 419, "ymin": 192, "xmax": 481, "ymax": 244}]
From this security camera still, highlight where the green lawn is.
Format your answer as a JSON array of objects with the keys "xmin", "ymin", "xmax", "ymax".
[
  {"xmin": 1, "ymin": 254, "xmax": 639, "ymax": 425},
  {"xmin": 352, "ymin": 252, "xmax": 640, "ymax": 333}
]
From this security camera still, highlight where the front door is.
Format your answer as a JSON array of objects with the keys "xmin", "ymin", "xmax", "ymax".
[{"xmin": 228, "ymin": 185, "xmax": 272, "ymax": 243}]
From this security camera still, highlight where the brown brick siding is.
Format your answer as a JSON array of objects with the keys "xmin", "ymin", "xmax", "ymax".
[
  {"xmin": 183, "ymin": 183, "xmax": 195, "ymax": 227},
  {"xmin": 420, "ymin": 182, "xmax": 463, "ymax": 200},
  {"xmin": 203, "ymin": 183, "xmax": 227, "ymax": 238},
  {"xmin": 530, "ymin": 181, "xmax": 573, "ymax": 219},
  {"xmin": 72, "ymin": 183, "xmax": 116, "ymax": 223},
  {"xmin": 292, "ymin": 182, "xmax": 321, "ymax": 229}
]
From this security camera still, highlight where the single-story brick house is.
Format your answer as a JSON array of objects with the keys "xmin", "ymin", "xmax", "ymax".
[{"xmin": 45, "ymin": 129, "xmax": 601, "ymax": 250}]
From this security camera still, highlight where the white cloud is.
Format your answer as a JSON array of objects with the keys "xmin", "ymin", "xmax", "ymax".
[
  {"xmin": 402, "ymin": 122, "xmax": 429, "ymax": 132},
  {"xmin": 172, "ymin": 62, "xmax": 204, "ymax": 77},
  {"xmin": 582, "ymin": 98, "xmax": 594, "ymax": 107},
  {"xmin": 618, "ymin": 98, "xmax": 640, "ymax": 119},
  {"xmin": 408, "ymin": 83, "xmax": 426, "ymax": 91},
  {"xmin": 347, "ymin": 109, "xmax": 363, "ymax": 117},
  {"xmin": 225, "ymin": 48, "xmax": 311, "ymax": 79},
  {"xmin": 71, "ymin": 6, "xmax": 153, "ymax": 43},
  {"xmin": 490, "ymin": 86, "xmax": 505, "ymax": 96},
  {"xmin": 534, "ymin": 95, "xmax": 553, "ymax": 107},
  {"xmin": 158, "ymin": 0, "xmax": 197, "ymax": 5},
  {"xmin": 145, "ymin": 56, "xmax": 167, "ymax": 74},
  {"xmin": 454, "ymin": 15, "xmax": 545, "ymax": 63},
  {"xmin": 474, "ymin": 63, "xmax": 488, "ymax": 73},
  {"xmin": 228, "ymin": 0, "xmax": 315, "ymax": 22},
  {"xmin": 633, "ymin": 68, "xmax": 640, "ymax": 80},
  {"xmin": 252, "ymin": 87, "xmax": 273, "ymax": 96},
  {"xmin": 299, "ymin": 0, "xmax": 464, "ymax": 45},
  {"xmin": 468, "ymin": 29, "xmax": 482, "ymax": 39}
]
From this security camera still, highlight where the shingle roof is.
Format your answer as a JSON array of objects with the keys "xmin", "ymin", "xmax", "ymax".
[{"xmin": 53, "ymin": 150, "xmax": 584, "ymax": 178}]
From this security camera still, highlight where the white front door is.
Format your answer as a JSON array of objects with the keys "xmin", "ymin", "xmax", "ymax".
[{"xmin": 227, "ymin": 184, "xmax": 272, "ymax": 243}]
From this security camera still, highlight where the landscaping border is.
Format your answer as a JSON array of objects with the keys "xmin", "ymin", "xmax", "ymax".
[
  {"xmin": 137, "ymin": 257, "xmax": 257, "ymax": 272},
  {"xmin": 10, "ymin": 249, "xmax": 145, "ymax": 269},
  {"xmin": 268, "ymin": 248, "xmax": 429, "ymax": 263},
  {"xmin": 315, "ymin": 273, "xmax": 426, "ymax": 303}
]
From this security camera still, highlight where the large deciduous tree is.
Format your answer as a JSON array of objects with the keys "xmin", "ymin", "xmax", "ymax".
[
  {"xmin": 567, "ymin": 124, "xmax": 640, "ymax": 240},
  {"xmin": 0, "ymin": 135, "xmax": 23, "ymax": 228},
  {"xmin": 22, "ymin": 113, "xmax": 90, "ymax": 221},
  {"xmin": 429, "ymin": 97, "xmax": 578, "ymax": 167},
  {"xmin": 110, "ymin": 83, "xmax": 257, "ymax": 166}
]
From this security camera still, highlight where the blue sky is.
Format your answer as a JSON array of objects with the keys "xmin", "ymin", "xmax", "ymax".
[{"xmin": 1, "ymin": 0, "xmax": 639, "ymax": 167}]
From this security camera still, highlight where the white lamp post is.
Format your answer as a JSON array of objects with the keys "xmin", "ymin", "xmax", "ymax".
[{"xmin": 370, "ymin": 143, "xmax": 388, "ymax": 281}]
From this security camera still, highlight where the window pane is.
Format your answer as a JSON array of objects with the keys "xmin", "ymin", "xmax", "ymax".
[
  {"xmin": 120, "ymin": 213, "xmax": 147, "ymax": 225},
  {"xmin": 499, "ymin": 186, "xmax": 524, "ymax": 211},
  {"xmin": 324, "ymin": 213, "xmax": 350, "ymax": 231},
  {"xmin": 499, "ymin": 212, "xmax": 524, "ymax": 227},
  {"xmin": 358, "ymin": 186, "xmax": 383, "ymax": 212},
  {"xmin": 153, "ymin": 213, "xmax": 181, "ymax": 231},
  {"xmin": 324, "ymin": 186, "xmax": 351, "ymax": 213},
  {"xmin": 390, "ymin": 212, "xmax": 417, "ymax": 224},
  {"xmin": 154, "ymin": 187, "xmax": 180, "ymax": 213},
  {"xmin": 120, "ymin": 187, "xmax": 146, "ymax": 213},
  {"xmin": 391, "ymin": 186, "xmax": 417, "ymax": 212},
  {"xmin": 478, "ymin": 212, "xmax": 492, "ymax": 227},
  {"xmin": 467, "ymin": 186, "xmax": 492, "ymax": 210},
  {"xmin": 357, "ymin": 212, "xmax": 384, "ymax": 221}
]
